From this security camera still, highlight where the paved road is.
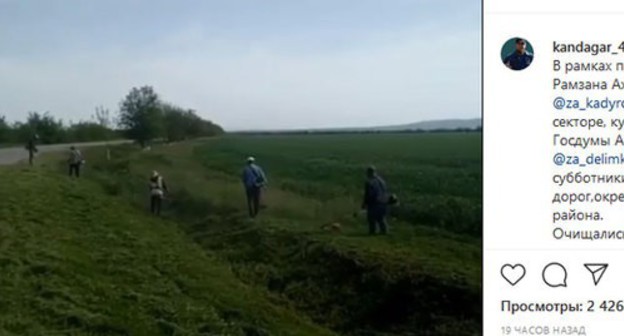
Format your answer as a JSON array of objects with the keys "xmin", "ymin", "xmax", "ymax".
[{"xmin": 0, "ymin": 140, "xmax": 132, "ymax": 165}]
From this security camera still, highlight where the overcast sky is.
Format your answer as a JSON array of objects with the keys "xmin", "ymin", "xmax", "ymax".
[{"xmin": 0, "ymin": 0, "xmax": 480, "ymax": 131}]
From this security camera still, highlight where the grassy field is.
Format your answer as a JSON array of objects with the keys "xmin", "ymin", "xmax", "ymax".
[
  {"xmin": 0, "ymin": 168, "xmax": 332, "ymax": 335},
  {"xmin": 0, "ymin": 132, "xmax": 482, "ymax": 335},
  {"xmin": 198, "ymin": 133, "xmax": 481, "ymax": 236}
]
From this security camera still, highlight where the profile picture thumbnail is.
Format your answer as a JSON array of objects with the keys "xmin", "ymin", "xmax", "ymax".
[{"xmin": 501, "ymin": 37, "xmax": 534, "ymax": 71}]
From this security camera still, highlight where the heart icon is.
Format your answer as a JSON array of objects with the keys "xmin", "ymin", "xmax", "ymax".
[{"xmin": 501, "ymin": 264, "xmax": 526, "ymax": 286}]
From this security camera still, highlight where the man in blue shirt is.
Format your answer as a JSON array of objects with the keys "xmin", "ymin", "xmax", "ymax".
[
  {"xmin": 241, "ymin": 157, "xmax": 267, "ymax": 218},
  {"xmin": 504, "ymin": 38, "xmax": 533, "ymax": 71}
]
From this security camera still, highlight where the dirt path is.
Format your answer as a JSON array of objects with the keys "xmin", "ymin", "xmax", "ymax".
[{"xmin": 0, "ymin": 140, "xmax": 132, "ymax": 165}]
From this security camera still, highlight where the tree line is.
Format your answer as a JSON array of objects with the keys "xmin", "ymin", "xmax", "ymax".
[{"xmin": 0, "ymin": 86, "xmax": 224, "ymax": 146}]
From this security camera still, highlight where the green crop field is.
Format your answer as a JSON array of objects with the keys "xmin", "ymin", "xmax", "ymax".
[
  {"xmin": 0, "ymin": 132, "xmax": 482, "ymax": 335},
  {"xmin": 200, "ymin": 133, "xmax": 482, "ymax": 236}
]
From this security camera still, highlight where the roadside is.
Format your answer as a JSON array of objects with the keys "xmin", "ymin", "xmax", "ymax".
[
  {"xmin": 0, "ymin": 140, "xmax": 132, "ymax": 165},
  {"xmin": 75, "ymin": 141, "xmax": 481, "ymax": 336},
  {"xmin": 0, "ymin": 144, "xmax": 333, "ymax": 335},
  {"xmin": 8, "ymin": 137, "xmax": 480, "ymax": 335}
]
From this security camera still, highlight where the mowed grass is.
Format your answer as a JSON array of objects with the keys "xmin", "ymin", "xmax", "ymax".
[
  {"xmin": 76, "ymin": 133, "xmax": 481, "ymax": 335},
  {"xmin": 88, "ymin": 137, "xmax": 480, "ymax": 287},
  {"xmin": 0, "ymin": 167, "xmax": 334, "ymax": 335}
]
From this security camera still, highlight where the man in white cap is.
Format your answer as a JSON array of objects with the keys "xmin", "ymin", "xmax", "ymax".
[
  {"xmin": 149, "ymin": 170, "xmax": 168, "ymax": 216},
  {"xmin": 241, "ymin": 157, "xmax": 267, "ymax": 218}
]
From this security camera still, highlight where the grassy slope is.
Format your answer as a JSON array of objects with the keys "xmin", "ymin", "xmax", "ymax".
[
  {"xmin": 0, "ymin": 167, "xmax": 333, "ymax": 336},
  {"xmin": 91, "ymin": 141, "xmax": 480, "ymax": 286},
  {"xmin": 78, "ymin": 137, "xmax": 481, "ymax": 335}
]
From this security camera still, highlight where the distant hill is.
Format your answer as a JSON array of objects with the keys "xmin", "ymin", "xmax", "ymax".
[
  {"xmin": 373, "ymin": 118, "xmax": 481, "ymax": 132},
  {"xmin": 234, "ymin": 118, "xmax": 482, "ymax": 134}
]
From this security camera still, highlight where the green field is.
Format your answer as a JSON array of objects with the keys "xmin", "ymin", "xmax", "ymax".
[
  {"xmin": 0, "ymin": 132, "xmax": 482, "ymax": 335},
  {"xmin": 200, "ymin": 133, "xmax": 481, "ymax": 236}
]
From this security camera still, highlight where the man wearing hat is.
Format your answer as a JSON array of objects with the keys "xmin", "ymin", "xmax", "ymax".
[
  {"xmin": 241, "ymin": 157, "xmax": 267, "ymax": 218},
  {"xmin": 362, "ymin": 166, "xmax": 389, "ymax": 235}
]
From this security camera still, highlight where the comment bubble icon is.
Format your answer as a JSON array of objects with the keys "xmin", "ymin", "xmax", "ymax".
[{"xmin": 542, "ymin": 262, "xmax": 568, "ymax": 288}]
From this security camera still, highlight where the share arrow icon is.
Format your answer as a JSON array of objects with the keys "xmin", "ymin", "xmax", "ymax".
[{"xmin": 584, "ymin": 264, "xmax": 609, "ymax": 286}]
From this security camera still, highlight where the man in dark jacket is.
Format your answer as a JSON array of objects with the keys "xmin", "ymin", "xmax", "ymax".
[
  {"xmin": 503, "ymin": 38, "xmax": 533, "ymax": 71},
  {"xmin": 362, "ymin": 166, "xmax": 389, "ymax": 235},
  {"xmin": 25, "ymin": 135, "xmax": 38, "ymax": 166}
]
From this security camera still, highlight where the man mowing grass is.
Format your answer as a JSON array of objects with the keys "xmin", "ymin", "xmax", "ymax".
[
  {"xmin": 361, "ymin": 166, "xmax": 398, "ymax": 235},
  {"xmin": 241, "ymin": 157, "xmax": 267, "ymax": 218},
  {"xmin": 149, "ymin": 170, "xmax": 168, "ymax": 216},
  {"xmin": 68, "ymin": 146, "xmax": 85, "ymax": 178}
]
